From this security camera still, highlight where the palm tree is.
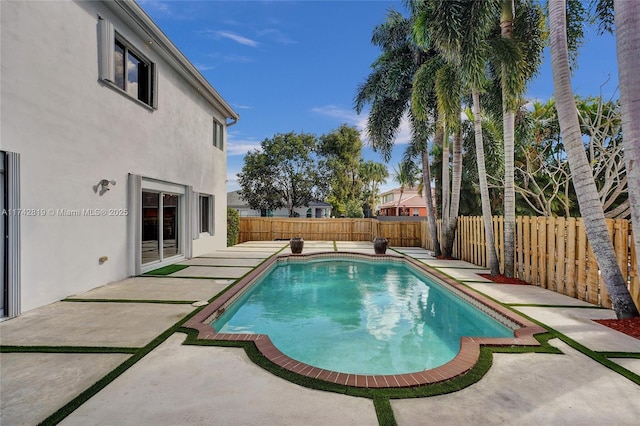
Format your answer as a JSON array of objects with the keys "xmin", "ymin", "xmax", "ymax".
[
  {"xmin": 413, "ymin": 9, "xmax": 465, "ymax": 259},
  {"xmin": 393, "ymin": 160, "xmax": 419, "ymax": 216},
  {"xmin": 494, "ymin": 0, "xmax": 546, "ymax": 277},
  {"xmin": 615, "ymin": 0, "xmax": 640, "ymax": 309},
  {"xmin": 355, "ymin": 4, "xmax": 443, "ymax": 255},
  {"xmin": 421, "ymin": 0, "xmax": 501, "ymax": 275},
  {"xmin": 360, "ymin": 160, "xmax": 388, "ymax": 217},
  {"xmin": 549, "ymin": 0, "xmax": 638, "ymax": 318}
]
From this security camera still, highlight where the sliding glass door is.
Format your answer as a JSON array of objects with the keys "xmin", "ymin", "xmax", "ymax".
[{"xmin": 142, "ymin": 191, "xmax": 181, "ymax": 265}]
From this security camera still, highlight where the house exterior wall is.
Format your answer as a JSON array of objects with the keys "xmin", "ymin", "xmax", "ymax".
[{"xmin": 1, "ymin": 1, "xmax": 234, "ymax": 313}]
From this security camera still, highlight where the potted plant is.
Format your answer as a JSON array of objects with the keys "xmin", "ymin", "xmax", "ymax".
[
  {"xmin": 290, "ymin": 237, "xmax": 304, "ymax": 254},
  {"xmin": 373, "ymin": 237, "xmax": 387, "ymax": 255}
]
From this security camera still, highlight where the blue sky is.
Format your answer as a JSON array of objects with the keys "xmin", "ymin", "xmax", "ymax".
[{"xmin": 138, "ymin": 0, "xmax": 619, "ymax": 193}]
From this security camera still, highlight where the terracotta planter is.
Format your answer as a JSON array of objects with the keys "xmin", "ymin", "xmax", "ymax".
[
  {"xmin": 373, "ymin": 237, "xmax": 388, "ymax": 255},
  {"xmin": 290, "ymin": 237, "xmax": 304, "ymax": 254}
]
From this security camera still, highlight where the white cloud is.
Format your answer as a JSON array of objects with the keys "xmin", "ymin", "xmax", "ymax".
[
  {"xmin": 213, "ymin": 31, "xmax": 259, "ymax": 47},
  {"xmin": 226, "ymin": 138, "xmax": 263, "ymax": 156},
  {"xmin": 257, "ymin": 28, "xmax": 296, "ymax": 45},
  {"xmin": 195, "ymin": 63, "xmax": 216, "ymax": 72},
  {"xmin": 138, "ymin": 0, "xmax": 172, "ymax": 15},
  {"xmin": 312, "ymin": 105, "xmax": 411, "ymax": 146}
]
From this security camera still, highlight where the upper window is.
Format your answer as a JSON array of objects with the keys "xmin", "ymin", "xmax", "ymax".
[
  {"xmin": 114, "ymin": 39, "xmax": 152, "ymax": 105},
  {"xmin": 213, "ymin": 120, "xmax": 224, "ymax": 150},
  {"xmin": 98, "ymin": 18, "xmax": 157, "ymax": 108}
]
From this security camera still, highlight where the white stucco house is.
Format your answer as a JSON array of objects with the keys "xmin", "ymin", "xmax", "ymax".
[{"xmin": 0, "ymin": 0, "xmax": 239, "ymax": 318}]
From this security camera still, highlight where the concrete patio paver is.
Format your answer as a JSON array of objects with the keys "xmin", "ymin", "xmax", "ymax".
[
  {"xmin": 435, "ymin": 268, "xmax": 493, "ymax": 282},
  {"xmin": 65, "ymin": 277, "xmax": 230, "ymax": 301},
  {"xmin": 1, "ymin": 352, "xmax": 131, "ymax": 426},
  {"xmin": 392, "ymin": 339, "xmax": 640, "ymax": 426},
  {"xmin": 168, "ymin": 266, "xmax": 253, "ymax": 279},
  {"xmin": 417, "ymin": 258, "xmax": 483, "ymax": 268},
  {"xmin": 515, "ymin": 306, "xmax": 639, "ymax": 352},
  {"xmin": 466, "ymin": 282, "xmax": 598, "ymax": 306},
  {"xmin": 179, "ymin": 257, "xmax": 264, "ymax": 267},
  {"xmin": 61, "ymin": 333, "xmax": 378, "ymax": 426},
  {"xmin": 198, "ymin": 251, "xmax": 273, "ymax": 259},
  {"xmin": 0, "ymin": 301, "xmax": 194, "ymax": 347}
]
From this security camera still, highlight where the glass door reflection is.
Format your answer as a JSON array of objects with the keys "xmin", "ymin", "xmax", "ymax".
[
  {"xmin": 141, "ymin": 191, "xmax": 181, "ymax": 265},
  {"xmin": 142, "ymin": 191, "xmax": 160, "ymax": 264},
  {"xmin": 162, "ymin": 194, "xmax": 179, "ymax": 258}
]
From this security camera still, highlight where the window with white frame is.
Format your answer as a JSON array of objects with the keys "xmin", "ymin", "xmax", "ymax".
[
  {"xmin": 199, "ymin": 194, "xmax": 213, "ymax": 234},
  {"xmin": 98, "ymin": 18, "xmax": 157, "ymax": 108},
  {"xmin": 213, "ymin": 120, "xmax": 224, "ymax": 150}
]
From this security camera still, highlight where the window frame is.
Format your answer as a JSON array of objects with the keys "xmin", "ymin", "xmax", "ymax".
[
  {"xmin": 98, "ymin": 18, "xmax": 157, "ymax": 109},
  {"xmin": 213, "ymin": 120, "xmax": 224, "ymax": 150},
  {"xmin": 199, "ymin": 194, "xmax": 214, "ymax": 235}
]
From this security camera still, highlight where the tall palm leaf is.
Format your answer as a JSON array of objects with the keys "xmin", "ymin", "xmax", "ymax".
[{"xmin": 550, "ymin": 0, "xmax": 638, "ymax": 318}]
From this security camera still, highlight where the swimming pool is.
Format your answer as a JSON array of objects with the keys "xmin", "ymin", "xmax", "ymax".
[{"xmin": 185, "ymin": 252, "xmax": 544, "ymax": 388}]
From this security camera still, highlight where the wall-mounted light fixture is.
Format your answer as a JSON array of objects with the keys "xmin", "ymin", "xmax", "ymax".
[{"xmin": 93, "ymin": 179, "xmax": 116, "ymax": 195}]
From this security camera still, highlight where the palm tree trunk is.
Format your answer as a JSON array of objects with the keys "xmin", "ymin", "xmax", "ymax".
[
  {"xmin": 550, "ymin": 0, "xmax": 638, "ymax": 318},
  {"xmin": 472, "ymin": 89, "xmax": 500, "ymax": 276},
  {"xmin": 615, "ymin": 0, "xmax": 640, "ymax": 315},
  {"xmin": 422, "ymin": 149, "xmax": 441, "ymax": 256},
  {"xmin": 502, "ymin": 0, "xmax": 516, "ymax": 278},
  {"xmin": 441, "ymin": 123, "xmax": 451, "ymax": 231},
  {"xmin": 441, "ymin": 127, "xmax": 462, "ymax": 258}
]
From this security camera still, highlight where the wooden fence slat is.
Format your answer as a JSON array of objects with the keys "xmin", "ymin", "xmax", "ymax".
[
  {"xmin": 556, "ymin": 217, "xmax": 566, "ymax": 295},
  {"xmin": 565, "ymin": 217, "xmax": 577, "ymax": 298},
  {"xmin": 547, "ymin": 217, "xmax": 556, "ymax": 291},
  {"xmin": 538, "ymin": 217, "xmax": 547, "ymax": 288}
]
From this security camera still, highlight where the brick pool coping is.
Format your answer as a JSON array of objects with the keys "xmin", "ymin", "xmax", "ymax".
[{"xmin": 183, "ymin": 251, "xmax": 547, "ymax": 389}]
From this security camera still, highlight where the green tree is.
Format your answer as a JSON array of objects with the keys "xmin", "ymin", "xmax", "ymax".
[
  {"xmin": 317, "ymin": 124, "xmax": 364, "ymax": 217},
  {"xmin": 549, "ymin": 0, "xmax": 638, "ymax": 318},
  {"xmin": 237, "ymin": 132, "xmax": 320, "ymax": 218},
  {"xmin": 360, "ymin": 160, "xmax": 388, "ymax": 217},
  {"xmin": 226, "ymin": 207, "xmax": 240, "ymax": 246},
  {"xmin": 393, "ymin": 160, "xmax": 419, "ymax": 216}
]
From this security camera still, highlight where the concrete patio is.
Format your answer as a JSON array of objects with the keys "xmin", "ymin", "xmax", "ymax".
[{"xmin": 1, "ymin": 241, "xmax": 639, "ymax": 425}]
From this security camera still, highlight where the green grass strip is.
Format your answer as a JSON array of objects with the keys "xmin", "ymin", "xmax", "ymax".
[
  {"xmin": 507, "ymin": 303, "xmax": 607, "ymax": 309},
  {"xmin": 143, "ymin": 264, "xmax": 189, "ymax": 275},
  {"xmin": 599, "ymin": 352, "xmax": 640, "ymax": 359},
  {"xmin": 0, "ymin": 346, "xmax": 138, "ymax": 354},
  {"xmin": 62, "ymin": 299, "xmax": 193, "ymax": 304},
  {"xmin": 373, "ymin": 397, "xmax": 397, "ymax": 426}
]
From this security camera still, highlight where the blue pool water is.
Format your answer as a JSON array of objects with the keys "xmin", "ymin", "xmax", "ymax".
[{"xmin": 213, "ymin": 258, "xmax": 513, "ymax": 375}]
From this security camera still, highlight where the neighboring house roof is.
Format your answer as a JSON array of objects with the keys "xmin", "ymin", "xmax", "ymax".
[
  {"xmin": 105, "ymin": 1, "xmax": 239, "ymax": 124},
  {"xmin": 227, "ymin": 190, "xmax": 246, "ymax": 208},
  {"xmin": 379, "ymin": 193, "xmax": 426, "ymax": 209}
]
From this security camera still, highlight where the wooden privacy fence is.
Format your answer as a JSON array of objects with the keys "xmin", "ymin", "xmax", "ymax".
[
  {"xmin": 422, "ymin": 216, "xmax": 639, "ymax": 310},
  {"xmin": 238, "ymin": 217, "xmax": 422, "ymax": 247}
]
